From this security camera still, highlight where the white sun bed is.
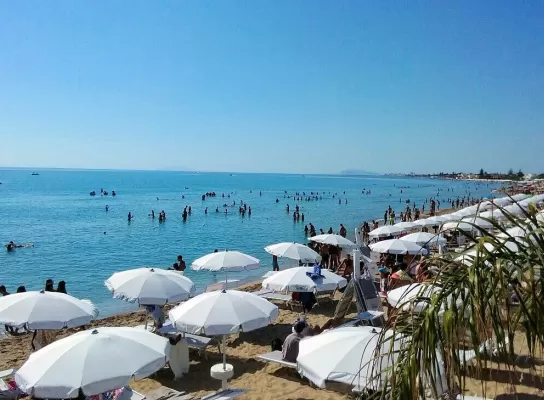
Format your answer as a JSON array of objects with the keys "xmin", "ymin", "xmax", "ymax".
[
  {"xmin": 0, "ymin": 368, "xmax": 23, "ymax": 400},
  {"xmin": 117, "ymin": 388, "xmax": 146, "ymax": 400},
  {"xmin": 200, "ymin": 389, "xmax": 246, "ymax": 400},
  {"xmin": 134, "ymin": 324, "xmax": 213, "ymax": 352},
  {"xmin": 256, "ymin": 351, "xmax": 296, "ymax": 368}
]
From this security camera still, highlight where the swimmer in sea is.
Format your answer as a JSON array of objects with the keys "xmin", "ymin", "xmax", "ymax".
[{"xmin": 5, "ymin": 241, "xmax": 25, "ymax": 251}]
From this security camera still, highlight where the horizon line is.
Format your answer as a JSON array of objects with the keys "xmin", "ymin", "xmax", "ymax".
[{"xmin": 0, "ymin": 165, "xmax": 386, "ymax": 176}]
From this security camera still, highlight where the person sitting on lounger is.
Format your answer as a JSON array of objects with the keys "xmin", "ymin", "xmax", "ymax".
[{"xmin": 282, "ymin": 320, "xmax": 305, "ymax": 363}]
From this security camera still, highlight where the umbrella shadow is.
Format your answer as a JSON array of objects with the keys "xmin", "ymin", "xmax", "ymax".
[
  {"xmin": 229, "ymin": 323, "xmax": 293, "ymax": 349},
  {"xmin": 496, "ymin": 394, "xmax": 544, "ymax": 400},
  {"xmin": 465, "ymin": 365, "xmax": 544, "ymax": 390},
  {"xmin": 154, "ymin": 353, "xmax": 265, "ymax": 393}
]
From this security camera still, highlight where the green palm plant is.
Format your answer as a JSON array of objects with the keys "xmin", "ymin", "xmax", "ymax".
[{"xmin": 363, "ymin": 200, "xmax": 544, "ymax": 400}]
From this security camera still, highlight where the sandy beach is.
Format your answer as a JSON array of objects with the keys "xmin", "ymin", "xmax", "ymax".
[{"xmin": 2, "ymin": 280, "xmax": 543, "ymax": 400}]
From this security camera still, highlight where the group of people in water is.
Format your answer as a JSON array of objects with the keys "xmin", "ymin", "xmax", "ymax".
[{"xmin": 90, "ymin": 188, "xmax": 116, "ymax": 197}]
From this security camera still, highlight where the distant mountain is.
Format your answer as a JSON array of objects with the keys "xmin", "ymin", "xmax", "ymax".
[{"xmin": 340, "ymin": 169, "xmax": 380, "ymax": 176}]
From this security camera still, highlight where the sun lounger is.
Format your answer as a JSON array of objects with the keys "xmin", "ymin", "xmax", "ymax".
[
  {"xmin": 256, "ymin": 351, "xmax": 296, "ymax": 368},
  {"xmin": 315, "ymin": 289, "xmax": 336, "ymax": 304},
  {"xmin": 0, "ymin": 369, "xmax": 23, "ymax": 400},
  {"xmin": 117, "ymin": 388, "xmax": 146, "ymax": 400},
  {"xmin": 134, "ymin": 324, "xmax": 214, "ymax": 353},
  {"xmin": 200, "ymin": 389, "xmax": 246, "ymax": 400},
  {"xmin": 205, "ymin": 280, "xmax": 240, "ymax": 292},
  {"xmin": 258, "ymin": 292, "xmax": 293, "ymax": 308}
]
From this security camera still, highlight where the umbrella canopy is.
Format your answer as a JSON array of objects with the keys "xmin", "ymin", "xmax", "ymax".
[
  {"xmin": 369, "ymin": 225, "xmax": 403, "ymax": 238},
  {"xmin": 452, "ymin": 207, "xmax": 478, "ymax": 218},
  {"xmin": 511, "ymin": 194, "xmax": 531, "ymax": 201},
  {"xmin": 191, "ymin": 251, "xmax": 260, "ymax": 272},
  {"xmin": 261, "ymin": 267, "xmax": 347, "ymax": 292},
  {"xmin": 296, "ymin": 327, "xmax": 448, "ymax": 393},
  {"xmin": 387, "ymin": 283, "xmax": 442, "ymax": 313},
  {"xmin": 478, "ymin": 209, "xmax": 508, "ymax": 220},
  {"xmin": 393, "ymin": 221, "xmax": 419, "ymax": 231},
  {"xmin": 369, "ymin": 239, "xmax": 426, "ymax": 255},
  {"xmin": 415, "ymin": 216, "xmax": 449, "ymax": 227},
  {"xmin": 309, "ymin": 234, "xmax": 356, "ymax": 247},
  {"xmin": 461, "ymin": 217, "xmax": 493, "ymax": 229},
  {"xmin": 0, "ymin": 291, "xmax": 98, "ymax": 330},
  {"xmin": 483, "ymin": 241, "xmax": 519, "ymax": 253},
  {"xmin": 168, "ymin": 290, "xmax": 279, "ymax": 336},
  {"xmin": 264, "ymin": 242, "xmax": 321, "ymax": 263},
  {"xmin": 105, "ymin": 268, "xmax": 196, "ymax": 306},
  {"xmin": 499, "ymin": 226, "xmax": 528, "ymax": 238},
  {"xmin": 519, "ymin": 194, "xmax": 544, "ymax": 206},
  {"xmin": 15, "ymin": 327, "xmax": 170, "ymax": 398},
  {"xmin": 401, "ymin": 232, "xmax": 446, "ymax": 247}
]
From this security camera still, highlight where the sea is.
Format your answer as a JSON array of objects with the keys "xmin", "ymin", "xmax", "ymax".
[{"xmin": 0, "ymin": 169, "xmax": 501, "ymax": 318}]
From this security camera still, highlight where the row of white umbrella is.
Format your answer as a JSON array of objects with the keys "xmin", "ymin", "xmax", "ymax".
[{"xmin": 369, "ymin": 193, "xmax": 544, "ymax": 238}]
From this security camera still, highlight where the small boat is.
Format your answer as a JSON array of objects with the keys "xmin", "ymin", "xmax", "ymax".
[{"xmin": 31, "ymin": 172, "xmax": 39, "ymax": 176}]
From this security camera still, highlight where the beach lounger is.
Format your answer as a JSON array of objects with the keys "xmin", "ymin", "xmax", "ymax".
[
  {"xmin": 205, "ymin": 280, "xmax": 240, "ymax": 292},
  {"xmin": 134, "ymin": 324, "xmax": 215, "ymax": 353},
  {"xmin": 0, "ymin": 369, "xmax": 23, "ymax": 400},
  {"xmin": 117, "ymin": 388, "xmax": 146, "ymax": 400},
  {"xmin": 200, "ymin": 389, "xmax": 246, "ymax": 400},
  {"xmin": 256, "ymin": 351, "xmax": 296, "ymax": 369},
  {"xmin": 258, "ymin": 293, "xmax": 293, "ymax": 308}
]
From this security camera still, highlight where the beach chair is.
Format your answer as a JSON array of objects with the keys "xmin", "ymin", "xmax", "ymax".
[
  {"xmin": 258, "ymin": 292, "xmax": 293, "ymax": 309},
  {"xmin": 200, "ymin": 389, "xmax": 246, "ymax": 400},
  {"xmin": 134, "ymin": 323, "xmax": 216, "ymax": 355},
  {"xmin": 0, "ymin": 368, "xmax": 23, "ymax": 400},
  {"xmin": 205, "ymin": 280, "xmax": 240, "ymax": 292},
  {"xmin": 314, "ymin": 289, "xmax": 336, "ymax": 305},
  {"xmin": 116, "ymin": 388, "xmax": 146, "ymax": 400},
  {"xmin": 256, "ymin": 351, "xmax": 296, "ymax": 369}
]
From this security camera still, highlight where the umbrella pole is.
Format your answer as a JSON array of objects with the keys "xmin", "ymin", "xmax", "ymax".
[
  {"xmin": 222, "ymin": 335, "xmax": 227, "ymax": 369},
  {"xmin": 144, "ymin": 308, "xmax": 148, "ymax": 330}
]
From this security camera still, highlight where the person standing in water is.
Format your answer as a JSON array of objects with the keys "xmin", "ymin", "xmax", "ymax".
[
  {"xmin": 127, "ymin": 212, "xmax": 132, "ymax": 222},
  {"xmin": 272, "ymin": 255, "xmax": 279, "ymax": 271}
]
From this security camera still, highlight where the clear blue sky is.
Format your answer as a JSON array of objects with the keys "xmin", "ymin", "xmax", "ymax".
[{"xmin": 0, "ymin": 1, "xmax": 543, "ymax": 174}]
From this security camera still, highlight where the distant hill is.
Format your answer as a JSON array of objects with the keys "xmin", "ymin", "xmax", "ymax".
[{"xmin": 340, "ymin": 169, "xmax": 380, "ymax": 176}]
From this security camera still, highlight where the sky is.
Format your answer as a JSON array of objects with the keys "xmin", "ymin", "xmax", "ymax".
[{"xmin": 0, "ymin": 1, "xmax": 543, "ymax": 174}]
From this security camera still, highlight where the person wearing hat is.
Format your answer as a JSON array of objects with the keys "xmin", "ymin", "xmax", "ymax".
[{"xmin": 378, "ymin": 267, "xmax": 390, "ymax": 296}]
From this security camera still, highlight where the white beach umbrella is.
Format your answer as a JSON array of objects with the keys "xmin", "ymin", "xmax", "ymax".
[
  {"xmin": 478, "ymin": 209, "xmax": 508, "ymax": 220},
  {"xmin": 393, "ymin": 221, "xmax": 419, "ymax": 231},
  {"xmin": 415, "ymin": 216, "xmax": 448, "ymax": 227},
  {"xmin": 442, "ymin": 221, "xmax": 481, "ymax": 232},
  {"xmin": 519, "ymin": 194, "xmax": 544, "ymax": 206},
  {"xmin": 261, "ymin": 267, "xmax": 347, "ymax": 292},
  {"xmin": 511, "ymin": 194, "xmax": 531, "ymax": 201},
  {"xmin": 461, "ymin": 217, "xmax": 493, "ymax": 229},
  {"xmin": 453, "ymin": 207, "xmax": 478, "ymax": 218},
  {"xmin": 0, "ymin": 291, "xmax": 98, "ymax": 330},
  {"xmin": 309, "ymin": 234, "xmax": 356, "ymax": 247},
  {"xmin": 105, "ymin": 267, "xmax": 195, "ymax": 305},
  {"xmin": 499, "ymin": 226, "xmax": 528, "ymax": 238},
  {"xmin": 368, "ymin": 225, "xmax": 403, "ymax": 238},
  {"xmin": 169, "ymin": 290, "xmax": 278, "ymax": 336},
  {"xmin": 15, "ymin": 327, "xmax": 170, "ymax": 398},
  {"xmin": 387, "ymin": 283, "xmax": 443, "ymax": 313},
  {"xmin": 483, "ymin": 241, "xmax": 520, "ymax": 253},
  {"xmin": 264, "ymin": 242, "xmax": 321, "ymax": 263},
  {"xmin": 504, "ymin": 203, "xmax": 528, "ymax": 215},
  {"xmin": 169, "ymin": 290, "xmax": 278, "ymax": 370},
  {"xmin": 296, "ymin": 327, "xmax": 447, "ymax": 394},
  {"xmin": 191, "ymin": 250, "xmax": 260, "ymax": 272},
  {"xmin": 369, "ymin": 239, "xmax": 426, "ymax": 255},
  {"xmin": 401, "ymin": 232, "xmax": 446, "ymax": 247}
]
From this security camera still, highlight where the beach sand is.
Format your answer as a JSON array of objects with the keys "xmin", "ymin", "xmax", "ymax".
[{"xmin": 1, "ymin": 282, "xmax": 543, "ymax": 400}]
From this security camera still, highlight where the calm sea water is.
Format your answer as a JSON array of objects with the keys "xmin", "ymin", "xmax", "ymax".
[{"xmin": 0, "ymin": 169, "xmax": 500, "ymax": 317}]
